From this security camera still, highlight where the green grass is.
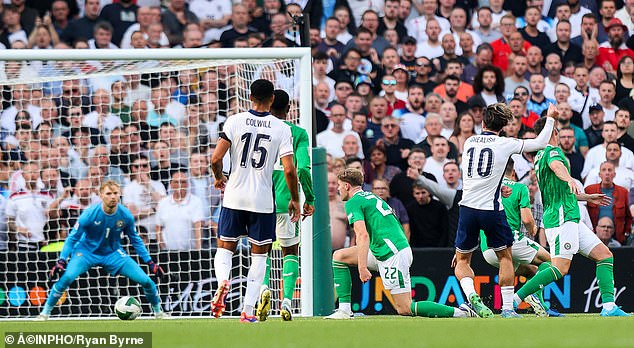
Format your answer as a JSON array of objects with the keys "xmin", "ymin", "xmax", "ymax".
[{"xmin": 2, "ymin": 315, "xmax": 632, "ymax": 348}]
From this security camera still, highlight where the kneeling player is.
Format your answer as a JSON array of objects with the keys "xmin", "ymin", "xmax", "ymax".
[
  {"xmin": 37, "ymin": 181, "xmax": 168, "ymax": 320},
  {"xmin": 326, "ymin": 169, "xmax": 476, "ymax": 319}
]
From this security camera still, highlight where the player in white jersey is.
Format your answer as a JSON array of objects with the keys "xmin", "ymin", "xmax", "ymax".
[
  {"xmin": 210, "ymin": 79, "xmax": 301, "ymax": 323},
  {"xmin": 455, "ymin": 103, "xmax": 558, "ymax": 318}
]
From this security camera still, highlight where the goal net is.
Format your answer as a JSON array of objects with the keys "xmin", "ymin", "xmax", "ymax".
[{"xmin": 0, "ymin": 48, "xmax": 314, "ymax": 319}]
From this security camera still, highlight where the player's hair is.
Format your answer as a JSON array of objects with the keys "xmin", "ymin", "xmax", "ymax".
[
  {"xmin": 504, "ymin": 158, "xmax": 515, "ymax": 176},
  {"xmin": 270, "ymin": 89, "xmax": 290, "ymax": 115},
  {"xmin": 99, "ymin": 180, "xmax": 121, "ymax": 193},
  {"xmin": 249, "ymin": 79, "xmax": 275, "ymax": 103},
  {"xmin": 337, "ymin": 168, "xmax": 364, "ymax": 187},
  {"xmin": 532, "ymin": 116, "xmax": 549, "ymax": 135},
  {"xmin": 482, "ymin": 103, "xmax": 514, "ymax": 132}
]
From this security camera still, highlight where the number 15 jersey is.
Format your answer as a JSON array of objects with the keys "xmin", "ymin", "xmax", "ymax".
[
  {"xmin": 459, "ymin": 133, "xmax": 524, "ymax": 211},
  {"xmin": 220, "ymin": 110, "xmax": 293, "ymax": 213}
]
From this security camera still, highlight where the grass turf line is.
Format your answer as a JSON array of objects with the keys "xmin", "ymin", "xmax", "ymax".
[{"xmin": 1, "ymin": 315, "xmax": 632, "ymax": 348}]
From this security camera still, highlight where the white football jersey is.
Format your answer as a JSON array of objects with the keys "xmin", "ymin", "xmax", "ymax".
[
  {"xmin": 221, "ymin": 110, "xmax": 293, "ymax": 213},
  {"xmin": 459, "ymin": 134, "xmax": 524, "ymax": 211}
]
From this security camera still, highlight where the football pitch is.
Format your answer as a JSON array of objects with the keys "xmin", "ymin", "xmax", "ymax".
[{"xmin": 2, "ymin": 315, "xmax": 632, "ymax": 348}]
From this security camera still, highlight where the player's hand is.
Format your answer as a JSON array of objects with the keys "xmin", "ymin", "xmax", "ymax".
[
  {"xmin": 501, "ymin": 185, "xmax": 512, "ymax": 198},
  {"xmin": 529, "ymin": 226, "xmax": 538, "ymax": 237},
  {"xmin": 450, "ymin": 255, "xmax": 457, "ymax": 268},
  {"xmin": 288, "ymin": 200, "xmax": 300, "ymax": 223},
  {"xmin": 567, "ymin": 180, "xmax": 580, "ymax": 195},
  {"xmin": 359, "ymin": 267, "xmax": 372, "ymax": 283},
  {"xmin": 50, "ymin": 259, "xmax": 67, "ymax": 278},
  {"xmin": 587, "ymin": 193, "xmax": 612, "ymax": 207},
  {"xmin": 302, "ymin": 203, "xmax": 314, "ymax": 221},
  {"xmin": 546, "ymin": 104, "xmax": 559, "ymax": 120},
  {"xmin": 147, "ymin": 260, "xmax": 165, "ymax": 278},
  {"xmin": 214, "ymin": 175, "xmax": 227, "ymax": 190}
]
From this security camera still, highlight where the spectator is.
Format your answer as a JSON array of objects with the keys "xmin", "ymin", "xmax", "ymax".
[
  {"xmin": 1, "ymin": 85, "xmax": 42, "ymax": 134},
  {"xmin": 219, "ymin": 4, "xmax": 256, "ymax": 48},
  {"xmin": 526, "ymin": 74, "xmax": 555, "ymax": 116},
  {"xmin": 570, "ymin": 66, "xmax": 600, "ymax": 128},
  {"xmin": 317, "ymin": 104, "xmax": 363, "ymax": 159},
  {"xmin": 83, "ymin": 88, "xmax": 123, "ymax": 138},
  {"xmin": 123, "ymin": 155, "xmax": 166, "ymax": 244},
  {"xmin": 583, "ymin": 121, "xmax": 634, "ymax": 179},
  {"xmin": 449, "ymin": 112, "xmax": 475, "ymax": 159},
  {"xmin": 491, "ymin": 14, "xmax": 531, "ymax": 73},
  {"xmin": 615, "ymin": 56, "xmax": 634, "ymax": 105},
  {"xmin": 595, "ymin": 216, "xmax": 622, "ymax": 247},
  {"xmin": 585, "ymin": 161, "xmax": 632, "ymax": 244},
  {"xmin": 473, "ymin": 64, "xmax": 505, "ymax": 105},
  {"xmin": 597, "ymin": 80, "xmax": 619, "ymax": 121},
  {"xmin": 364, "ymin": 145, "xmax": 401, "ymax": 185},
  {"xmin": 543, "ymin": 53, "xmax": 576, "ymax": 100},
  {"xmin": 525, "ymin": 46, "xmax": 547, "ymax": 78},
  {"xmin": 406, "ymin": 0, "xmax": 450, "ymax": 43},
  {"xmin": 88, "ymin": 145, "xmax": 128, "ymax": 186},
  {"xmin": 615, "ymin": 109, "xmax": 634, "ymax": 152},
  {"xmin": 333, "ymin": 5, "xmax": 354, "ymax": 44},
  {"xmin": 378, "ymin": 0, "xmax": 407, "ymax": 41},
  {"xmin": 411, "ymin": 56, "xmax": 437, "ymax": 94},
  {"xmin": 557, "ymin": 102, "xmax": 589, "ymax": 156},
  {"xmin": 584, "ymin": 141, "xmax": 634, "ymax": 190},
  {"xmin": 406, "ymin": 182, "xmax": 449, "ymax": 247},
  {"xmin": 553, "ymin": 127, "xmax": 584, "ymax": 184},
  {"xmin": 11, "ymin": 0, "xmax": 37, "ymax": 35},
  {"xmin": 50, "ymin": 0, "xmax": 71, "ymax": 35},
  {"xmin": 329, "ymin": 49, "xmax": 363, "ymax": 85},
  {"xmin": 597, "ymin": 18, "xmax": 634, "ymax": 73},
  {"xmin": 519, "ymin": 6, "xmax": 551, "ymax": 48},
  {"xmin": 504, "ymin": 55, "xmax": 530, "ymax": 97},
  {"xmin": 415, "ymin": 18, "xmax": 443, "ymax": 58},
  {"xmin": 61, "ymin": 0, "xmax": 100, "ymax": 45},
  {"xmin": 378, "ymin": 74, "xmax": 406, "ymax": 114},
  {"xmin": 416, "ymin": 112, "xmax": 459, "ymax": 159},
  {"xmin": 375, "ymin": 116, "xmax": 414, "ymax": 170},
  {"xmin": 472, "ymin": 7, "xmax": 502, "ymax": 43},
  {"xmin": 544, "ymin": 20, "xmax": 582, "ymax": 66},
  {"xmin": 443, "ymin": 161, "xmax": 462, "ymax": 190},
  {"xmin": 433, "ymin": 62, "xmax": 473, "ymax": 105},
  {"xmin": 317, "ymin": 17, "xmax": 345, "ymax": 60},
  {"xmin": 462, "ymin": 43, "xmax": 493, "ymax": 85},
  {"xmin": 28, "ymin": 24, "xmax": 60, "ymax": 49},
  {"xmin": 189, "ymin": 0, "xmax": 232, "ymax": 42},
  {"xmin": 156, "ymin": 171, "xmax": 204, "ymax": 251},
  {"xmin": 120, "ymin": 6, "xmax": 169, "ymax": 49},
  {"xmin": 150, "ymin": 141, "xmax": 182, "ymax": 189},
  {"xmin": 423, "ymin": 136, "xmax": 452, "ymax": 187},
  {"xmin": 372, "ymin": 178, "xmax": 410, "ymax": 240},
  {"xmin": 98, "ymin": 0, "xmax": 138, "ymax": 46},
  {"xmin": 392, "ymin": 84, "xmax": 425, "ymax": 143},
  {"xmin": 0, "ymin": 5, "xmax": 28, "ymax": 54},
  {"xmin": 328, "ymin": 171, "xmax": 348, "ymax": 250},
  {"xmin": 509, "ymin": 96, "xmax": 537, "ymax": 129},
  {"xmin": 439, "ymin": 102, "xmax": 458, "ymax": 138},
  {"xmin": 6, "ymin": 162, "xmax": 53, "ymax": 251},
  {"xmin": 161, "ymin": 0, "xmax": 198, "ymax": 46}
]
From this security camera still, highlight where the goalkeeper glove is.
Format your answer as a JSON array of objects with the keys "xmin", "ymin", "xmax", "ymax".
[
  {"xmin": 147, "ymin": 260, "xmax": 165, "ymax": 278},
  {"xmin": 50, "ymin": 259, "xmax": 67, "ymax": 278}
]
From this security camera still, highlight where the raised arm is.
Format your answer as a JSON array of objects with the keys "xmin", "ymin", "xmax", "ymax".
[
  {"xmin": 522, "ymin": 105, "xmax": 559, "ymax": 153},
  {"xmin": 407, "ymin": 168, "xmax": 457, "ymax": 208}
]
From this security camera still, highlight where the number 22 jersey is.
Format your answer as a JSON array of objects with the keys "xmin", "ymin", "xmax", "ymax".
[
  {"xmin": 459, "ymin": 133, "xmax": 525, "ymax": 211},
  {"xmin": 220, "ymin": 110, "xmax": 293, "ymax": 213}
]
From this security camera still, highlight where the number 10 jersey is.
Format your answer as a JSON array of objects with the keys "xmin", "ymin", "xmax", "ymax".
[
  {"xmin": 220, "ymin": 110, "xmax": 293, "ymax": 213},
  {"xmin": 459, "ymin": 133, "xmax": 525, "ymax": 211}
]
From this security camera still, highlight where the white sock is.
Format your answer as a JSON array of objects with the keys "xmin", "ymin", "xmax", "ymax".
[
  {"xmin": 454, "ymin": 308, "xmax": 467, "ymax": 318},
  {"xmin": 513, "ymin": 294, "xmax": 522, "ymax": 305},
  {"xmin": 214, "ymin": 248, "xmax": 233, "ymax": 284},
  {"xmin": 460, "ymin": 278, "xmax": 476, "ymax": 298},
  {"xmin": 603, "ymin": 302, "xmax": 616, "ymax": 311},
  {"xmin": 339, "ymin": 302, "xmax": 352, "ymax": 313},
  {"xmin": 501, "ymin": 286, "xmax": 515, "ymax": 311},
  {"xmin": 244, "ymin": 253, "xmax": 268, "ymax": 316}
]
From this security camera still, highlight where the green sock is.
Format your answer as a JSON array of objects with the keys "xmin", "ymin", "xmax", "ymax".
[
  {"xmin": 262, "ymin": 256, "xmax": 271, "ymax": 288},
  {"xmin": 410, "ymin": 301, "xmax": 455, "ymax": 318},
  {"xmin": 516, "ymin": 265, "xmax": 562, "ymax": 300},
  {"xmin": 282, "ymin": 255, "xmax": 299, "ymax": 301},
  {"xmin": 596, "ymin": 257, "xmax": 615, "ymax": 304},
  {"xmin": 332, "ymin": 260, "xmax": 352, "ymax": 303},
  {"xmin": 534, "ymin": 262, "xmax": 551, "ymax": 311}
]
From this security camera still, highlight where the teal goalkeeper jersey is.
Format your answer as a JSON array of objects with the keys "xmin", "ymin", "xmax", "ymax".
[{"xmin": 273, "ymin": 121, "xmax": 315, "ymax": 213}]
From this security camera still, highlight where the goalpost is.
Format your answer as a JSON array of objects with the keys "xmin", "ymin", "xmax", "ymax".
[{"xmin": 0, "ymin": 48, "xmax": 315, "ymax": 319}]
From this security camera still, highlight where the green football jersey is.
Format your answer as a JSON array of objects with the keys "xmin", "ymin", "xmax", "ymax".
[
  {"xmin": 273, "ymin": 121, "xmax": 315, "ymax": 214},
  {"xmin": 479, "ymin": 178, "xmax": 531, "ymax": 251},
  {"xmin": 534, "ymin": 145, "xmax": 580, "ymax": 228},
  {"xmin": 345, "ymin": 191, "xmax": 409, "ymax": 261}
]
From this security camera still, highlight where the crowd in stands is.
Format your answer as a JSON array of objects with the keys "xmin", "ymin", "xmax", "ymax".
[{"xmin": 0, "ymin": 0, "xmax": 632, "ymax": 253}]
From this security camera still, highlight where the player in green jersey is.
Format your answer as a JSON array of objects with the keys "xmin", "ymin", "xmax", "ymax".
[
  {"xmin": 478, "ymin": 159, "xmax": 553, "ymax": 317},
  {"xmin": 257, "ymin": 90, "xmax": 315, "ymax": 322},
  {"xmin": 512, "ymin": 117, "xmax": 630, "ymax": 316},
  {"xmin": 325, "ymin": 169, "xmax": 477, "ymax": 319}
]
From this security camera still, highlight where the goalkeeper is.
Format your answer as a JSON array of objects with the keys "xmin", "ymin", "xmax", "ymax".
[
  {"xmin": 257, "ymin": 90, "xmax": 315, "ymax": 321},
  {"xmin": 36, "ymin": 181, "xmax": 169, "ymax": 320}
]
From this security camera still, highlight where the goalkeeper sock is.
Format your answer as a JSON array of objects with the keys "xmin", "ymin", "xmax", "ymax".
[
  {"xmin": 214, "ymin": 248, "xmax": 233, "ymax": 284},
  {"xmin": 515, "ymin": 265, "xmax": 562, "ymax": 302},
  {"xmin": 151, "ymin": 304, "xmax": 162, "ymax": 313},
  {"xmin": 596, "ymin": 257, "xmax": 616, "ymax": 309},
  {"xmin": 410, "ymin": 301, "xmax": 455, "ymax": 318},
  {"xmin": 282, "ymin": 255, "xmax": 299, "ymax": 302},
  {"xmin": 244, "ymin": 253, "xmax": 267, "ymax": 316},
  {"xmin": 459, "ymin": 277, "xmax": 476, "ymax": 298},
  {"xmin": 42, "ymin": 284, "xmax": 66, "ymax": 315},
  {"xmin": 262, "ymin": 256, "xmax": 271, "ymax": 289},
  {"xmin": 332, "ymin": 260, "xmax": 352, "ymax": 308}
]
